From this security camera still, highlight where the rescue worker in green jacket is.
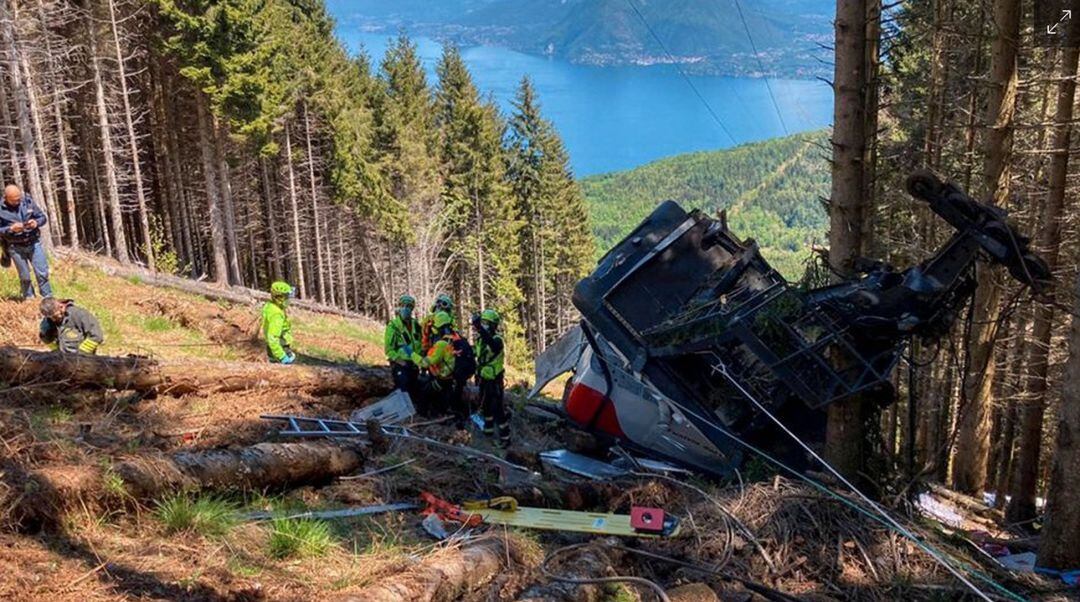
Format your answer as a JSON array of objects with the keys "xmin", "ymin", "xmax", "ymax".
[
  {"xmin": 384, "ymin": 294, "xmax": 423, "ymax": 397},
  {"xmin": 39, "ymin": 297, "xmax": 104, "ymax": 355},
  {"xmin": 472, "ymin": 308, "xmax": 509, "ymax": 444},
  {"xmin": 262, "ymin": 281, "xmax": 295, "ymax": 364},
  {"xmin": 422, "ymin": 310, "xmax": 475, "ymax": 426},
  {"xmin": 421, "ymin": 293, "xmax": 454, "ymax": 354}
]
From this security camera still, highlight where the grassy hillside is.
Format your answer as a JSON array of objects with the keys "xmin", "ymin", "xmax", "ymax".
[{"xmin": 582, "ymin": 130, "xmax": 830, "ymax": 279}]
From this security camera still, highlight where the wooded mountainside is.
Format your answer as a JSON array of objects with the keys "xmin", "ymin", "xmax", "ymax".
[
  {"xmin": 0, "ymin": 0, "xmax": 594, "ymax": 364},
  {"xmin": 583, "ymin": 131, "xmax": 829, "ymax": 277},
  {"xmin": 825, "ymin": 0, "xmax": 1080, "ymax": 568}
]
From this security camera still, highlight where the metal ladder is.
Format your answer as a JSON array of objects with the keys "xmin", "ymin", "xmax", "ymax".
[{"xmin": 260, "ymin": 414, "xmax": 535, "ymax": 475}]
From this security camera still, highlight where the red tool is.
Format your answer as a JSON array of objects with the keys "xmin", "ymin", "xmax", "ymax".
[
  {"xmin": 420, "ymin": 491, "xmax": 483, "ymax": 527},
  {"xmin": 630, "ymin": 506, "xmax": 667, "ymax": 533}
]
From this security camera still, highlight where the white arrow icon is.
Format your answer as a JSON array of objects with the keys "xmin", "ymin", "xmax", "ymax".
[{"xmin": 1048, "ymin": 8, "xmax": 1072, "ymax": 35}]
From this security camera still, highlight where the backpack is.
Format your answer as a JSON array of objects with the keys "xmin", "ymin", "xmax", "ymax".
[{"xmin": 450, "ymin": 334, "xmax": 476, "ymax": 380}]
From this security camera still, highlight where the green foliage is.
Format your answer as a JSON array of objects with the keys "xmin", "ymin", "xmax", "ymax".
[
  {"xmin": 155, "ymin": 494, "xmax": 238, "ymax": 538},
  {"xmin": 142, "ymin": 316, "xmax": 175, "ymax": 333},
  {"xmin": 267, "ymin": 518, "xmax": 335, "ymax": 559},
  {"xmin": 583, "ymin": 131, "xmax": 830, "ymax": 280},
  {"xmin": 149, "ymin": 215, "xmax": 184, "ymax": 276}
]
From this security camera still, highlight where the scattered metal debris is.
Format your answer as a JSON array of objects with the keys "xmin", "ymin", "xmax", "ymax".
[
  {"xmin": 241, "ymin": 502, "xmax": 417, "ymax": 522},
  {"xmin": 540, "ymin": 449, "xmax": 628, "ymax": 480}
]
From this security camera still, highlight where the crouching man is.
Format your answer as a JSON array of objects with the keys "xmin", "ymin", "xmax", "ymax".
[{"xmin": 39, "ymin": 297, "xmax": 104, "ymax": 354}]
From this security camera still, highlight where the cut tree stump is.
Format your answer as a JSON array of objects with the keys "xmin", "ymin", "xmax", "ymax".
[
  {"xmin": 5, "ymin": 441, "xmax": 363, "ymax": 529},
  {"xmin": 0, "ymin": 346, "xmax": 391, "ymax": 397},
  {"xmin": 337, "ymin": 540, "xmax": 507, "ymax": 602}
]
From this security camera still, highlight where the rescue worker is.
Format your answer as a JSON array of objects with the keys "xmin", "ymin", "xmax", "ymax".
[
  {"xmin": 0, "ymin": 184, "xmax": 51, "ymax": 299},
  {"xmin": 422, "ymin": 310, "xmax": 475, "ymax": 427},
  {"xmin": 39, "ymin": 297, "xmax": 104, "ymax": 355},
  {"xmin": 421, "ymin": 294, "xmax": 454, "ymax": 353},
  {"xmin": 473, "ymin": 309, "xmax": 509, "ymax": 445},
  {"xmin": 384, "ymin": 294, "xmax": 423, "ymax": 397},
  {"xmin": 263, "ymin": 281, "xmax": 295, "ymax": 364}
]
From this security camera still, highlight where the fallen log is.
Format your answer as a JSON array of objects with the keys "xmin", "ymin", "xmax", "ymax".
[
  {"xmin": 337, "ymin": 540, "xmax": 506, "ymax": 602},
  {"xmin": 6, "ymin": 441, "xmax": 363, "ymax": 529},
  {"xmin": 0, "ymin": 346, "xmax": 391, "ymax": 397}
]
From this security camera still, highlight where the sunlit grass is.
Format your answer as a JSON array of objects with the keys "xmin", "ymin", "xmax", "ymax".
[
  {"xmin": 155, "ymin": 494, "xmax": 238, "ymax": 538},
  {"xmin": 267, "ymin": 518, "xmax": 335, "ymax": 559}
]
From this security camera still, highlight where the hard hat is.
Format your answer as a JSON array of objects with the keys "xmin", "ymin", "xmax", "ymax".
[
  {"xmin": 434, "ymin": 294, "xmax": 453, "ymax": 310},
  {"xmin": 270, "ymin": 281, "xmax": 293, "ymax": 297},
  {"xmin": 432, "ymin": 311, "xmax": 453, "ymax": 329},
  {"xmin": 480, "ymin": 309, "xmax": 501, "ymax": 324},
  {"xmin": 399, "ymin": 294, "xmax": 416, "ymax": 308}
]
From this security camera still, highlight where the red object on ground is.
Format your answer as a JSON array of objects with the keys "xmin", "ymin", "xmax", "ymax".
[
  {"xmin": 419, "ymin": 491, "xmax": 483, "ymax": 527},
  {"xmin": 630, "ymin": 506, "xmax": 666, "ymax": 533}
]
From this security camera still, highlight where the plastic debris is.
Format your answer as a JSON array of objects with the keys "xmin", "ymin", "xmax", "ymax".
[
  {"xmin": 915, "ymin": 492, "xmax": 964, "ymax": 528},
  {"xmin": 349, "ymin": 390, "xmax": 416, "ymax": 425},
  {"xmin": 997, "ymin": 552, "xmax": 1037, "ymax": 572}
]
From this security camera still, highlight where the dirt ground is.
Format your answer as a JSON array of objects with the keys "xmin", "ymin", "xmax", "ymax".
[{"xmin": 0, "ymin": 258, "xmax": 1072, "ymax": 601}]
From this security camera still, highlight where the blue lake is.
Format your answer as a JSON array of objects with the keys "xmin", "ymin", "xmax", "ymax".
[{"xmin": 337, "ymin": 30, "xmax": 834, "ymax": 177}]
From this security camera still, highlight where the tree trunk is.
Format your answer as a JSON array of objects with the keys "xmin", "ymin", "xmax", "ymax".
[
  {"xmin": 341, "ymin": 541, "xmax": 508, "ymax": 602},
  {"xmin": 86, "ymin": 13, "xmax": 128, "ymax": 262},
  {"xmin": 213, "ymin": 119, "xmax": 241, "ymax": 285},
  {"xmin": 9, "ymin": 442, "xmax": 363, "ymax": 529},
  {"xmin": 1005, "ymin": 18, "xmax": 1079, "ymax": 524},
  {"xmin": 105, "ymin": 0, "xmax": 152, "ymax": 268},
  {"xmin": 260, "ymin": 156, "xmax": 284, "ymax": 281},
  {"xmin": 195, "ymin": 93, "xmax": 229, "ymax": 284},
  {"xmin": 1038, "ymin": 275, "xmax": 1080, "ymax": 568},
  {"xmin": 284, "ymin": 126, "xmax": 307, "ymax": 298},
  {"xmin": 0, "ymin": 347, "xmax": 392, "ymax": 398},
  {"xmin": 951, "ymin": 0, "xmax": 1020, "ymax": 496},
  {"xmin": 302, "ymin": 102, "xmax": 327, "ymax": 302},
  {"xmin": 825, "ymin": 0, "xmax": 873, "ymax": 481},
  {"xmin": 1, "ymin": 0, "xmax": 51, "ymax": 248}
]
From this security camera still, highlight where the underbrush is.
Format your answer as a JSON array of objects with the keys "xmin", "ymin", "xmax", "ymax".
[
  {"xmin": 267, "ymin": 518, "xmax": 336, "ymax": 559},
  {"xmin": 155, "ymin": 494, "xmax": 238, "ymax": 538}
]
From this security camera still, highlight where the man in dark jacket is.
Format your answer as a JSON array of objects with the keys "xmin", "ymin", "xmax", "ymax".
[
  {"xmin": 0, "ymin": 185, "xmax": 51, "ymax": 299},
  {"xmin": 39, "ymin": 297, "xmax": 104, "ymax": 355}
]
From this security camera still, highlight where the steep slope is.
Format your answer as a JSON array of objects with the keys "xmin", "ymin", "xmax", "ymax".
[{"xmin": 582, "ymin": 130, "xmax": 830, "ymax": 278}]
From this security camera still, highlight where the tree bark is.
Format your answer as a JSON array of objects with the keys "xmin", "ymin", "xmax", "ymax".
[
  {"xmin": 825, "ymin": 0, "xmax": 873, "ymax": 481},
  {"xmin": 302, "ymin": 102, "xmax": 327, "ymax": 302},
  {"xmin": 87, "ymin": 16, "xmax": 126, "ymax": 261},
  {"xmin": 195, "ymin": 93, "xmax": 229, "ymax": 283},
  {"xmin": 0, "ymin": 346, "xmax": 392, "ymax": 398},
  {"xmin": 339, "ymin": 540, "xmax": 507, "ymax": 602},
  {"xmin": 8, "ymin": 442, "xmax": 363, "ymax": 529},
  {"xmin": 951, "ymin": 0, "xmax": 1020, "ymax": 496},
  {"xmin": 105, "ymin": 0, "xmax": 152, "ymax": 268},
  {"xmin": 213, "ymin": 119, "xmax": 241, "ymax": 285},
  {"xmin": 284, "ymin": 126, "xmax": 307, "ymax": 298},
  {"xmin": 1, "ymin": 0, "xmax": 51, "ymax": 248},
  {"xmin": 1038, "ymin": 274, "xmax": 1080, "ymax": 568},
  {"xmin": 1005, "ymin": 17, "xmax": 1079, "ymax": 524}
]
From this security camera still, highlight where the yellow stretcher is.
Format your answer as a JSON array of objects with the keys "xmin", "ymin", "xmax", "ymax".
[{"xmin": 462, "ymin": 497, "xmax": 681, "ymax": 538}]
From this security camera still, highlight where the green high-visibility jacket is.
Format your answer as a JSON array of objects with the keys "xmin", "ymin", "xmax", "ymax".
[
  {"xmin": 475, "ymin": 332, "xmax": 504, "ymax": 381},
  {"xmin": 384, "ymin": 315, "xmax": 422, "ymax": 364},
  {"xmin": 425, "ymin": 338, "xmax": 455, "ymax": 380},
  {"xmin": 262, "ymin": 300, "xmax": 293, "ymax": 361}
]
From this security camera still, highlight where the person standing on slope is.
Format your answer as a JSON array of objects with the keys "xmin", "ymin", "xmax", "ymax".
[
  {"xmin": 473, "ymin": 309, "xmax": 509, "ymax": 445},
  {"xmin": 0, "ymin": 184, "xmax": 51, "ymax": 299},
  {"xmin": 422, "ymin": 310, "xmax": 476, "ymax": 426},
  {"xmin": 384, "ymin": 294, "xmax": 423, "ymax": 397},
  {"xmin": 421, "ymin": 294, "xmax": 454, "ymax": 354},
  {"xmin": 263, "ymin": 281, "xmax": 296, "ymax": 364},
  {"xmin": 39, "ymin": 297, "xmax": 104, "ymax": 355}
]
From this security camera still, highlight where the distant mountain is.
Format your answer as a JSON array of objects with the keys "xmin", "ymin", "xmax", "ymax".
[
  {"xmin": 328, "ymin": 0, "xmax": 834, "ymax": 78},
  {"xmin": 582, "ymin": 130, "xmax": 831, "ymax": 278}
]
